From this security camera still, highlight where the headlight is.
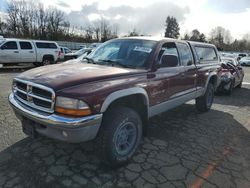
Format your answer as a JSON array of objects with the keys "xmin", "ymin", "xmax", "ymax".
[{"xmin": 55, "ymin": 96, "xmax": 91, "ymax": 116}]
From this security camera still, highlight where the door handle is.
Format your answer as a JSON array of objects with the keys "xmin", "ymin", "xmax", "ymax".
[
  {"xmin": 13, "ymin": 51, "xmax": 19, "ymax": 53},
  {"xmin": 29, "ymin": 51, "xmax": 34, "ymax": 53}
]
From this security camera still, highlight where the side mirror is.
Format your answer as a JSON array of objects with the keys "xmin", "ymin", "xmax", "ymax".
[{"xmin": 160, "ymin": 54, "xmax": 178, "ymax": 67}]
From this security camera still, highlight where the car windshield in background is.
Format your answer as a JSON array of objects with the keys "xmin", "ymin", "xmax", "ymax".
[
  {"xmin": 241, "ymin": 57, "xmax": 250, "ymax": 61},
  {"xmin": 87, "ymin": 39, "xmax": 157, "ymax": 69}
]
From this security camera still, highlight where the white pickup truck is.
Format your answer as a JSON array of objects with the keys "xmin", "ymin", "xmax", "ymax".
[{"xmin": 0, "ymin": 38, "xmax": 60, "ymax": 66}]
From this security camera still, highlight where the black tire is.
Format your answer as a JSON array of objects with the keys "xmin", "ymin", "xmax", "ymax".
[
  {"xmin": 224, "ymin": 79, "xmax": 234, "ymax": 95},
  {"xmin": 42, "ymin": 57, "xmax": 54, "ymax": 66},
  {"xmin": 196, "ymin": 83, "xmax": 214, "ymax": 112},
  {"xmin": 33, "ymin": 62, "xmax": 41, "ymax": 67},
  {"xmin": 237, "ymin": 78, "xmax": 243, "ymax": 88},
  {"xmin": 96, "ymin": 106, "xmax": 142, "ymax": 167}
]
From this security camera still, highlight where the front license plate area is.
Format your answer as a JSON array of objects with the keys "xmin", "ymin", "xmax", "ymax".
[{"xmin": 22, "ymin": 119, "xmax": 37, "ymax": 138}]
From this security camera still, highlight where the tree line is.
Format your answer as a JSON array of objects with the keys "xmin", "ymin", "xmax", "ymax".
[
  {"xmin": 0, "ymin": 0, "xmax": 250, "ymax": 52},
  {"xmin": 0, "ymin": 0, "xmax": 118, "ymax": 42},
  {"xmin": 164, "ymin": 16, "xmax": 250, "ymax": 52}
]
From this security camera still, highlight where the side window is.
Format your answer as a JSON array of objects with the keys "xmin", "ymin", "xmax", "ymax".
[
  {"xmin": 195, "ymin": 46, "xmax": 218, "ymax": 62},
  {"xmin": 1, "ymin": 41, "xmax": 18, "ymax": 50},
  {"xmin": 20, "ymin": 42, "xmax": 32, "ymax": 50},
  {"xmin": 36, "ymin": 42, "xmax": 57, "ymax": 49},
  {"xmin": 177, "ymin": 43, "xmax": 193, "ymax": 66},
  {"xmin": 158, "ymin": 42, "xmax": 179, "ymax": 68}
]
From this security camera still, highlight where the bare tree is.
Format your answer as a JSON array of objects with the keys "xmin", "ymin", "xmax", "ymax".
[{"xmin": 209, "ymin": 26, "xmax": 232, "ymax": 48}]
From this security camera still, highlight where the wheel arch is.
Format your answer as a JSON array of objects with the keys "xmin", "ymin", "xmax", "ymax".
[
  {"xmin": 100, "ymin": 88, "xmax": 149, "ymax": 113},
  {"xmin": 100, "ymin": 88, "xmax": 149, "ymax": 134},
  {"xmin": 43, "ymin": 54, "xmax": 54, "ymax": 62},
  {"xmin": 204, "ymin": 73, "xmax": 218, "ymax": 94}
]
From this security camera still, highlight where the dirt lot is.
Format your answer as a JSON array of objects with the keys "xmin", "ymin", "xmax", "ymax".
[{"xmin": 0, "ymin": 67, "xmax": 250, "ymax": 188}]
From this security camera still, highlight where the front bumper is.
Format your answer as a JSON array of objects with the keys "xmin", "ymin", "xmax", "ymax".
[{"xmin": 9, "ymin": 93, "xmax": 103, "ymax": 143}]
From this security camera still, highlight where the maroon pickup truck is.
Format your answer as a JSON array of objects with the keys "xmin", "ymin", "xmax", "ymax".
[{"xmin": 9, "ymin": 37, "xmax": 221, "ymax": 166}]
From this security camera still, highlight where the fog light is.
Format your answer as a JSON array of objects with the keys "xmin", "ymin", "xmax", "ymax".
[{"xmin": 62, "ymin": 131, "xmax": 68, "ymax": 137}]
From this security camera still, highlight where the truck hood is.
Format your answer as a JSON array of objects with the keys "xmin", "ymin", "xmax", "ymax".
[{"xmin": 17, "ymin": 62, "xmax": 146, "ymax": 91}]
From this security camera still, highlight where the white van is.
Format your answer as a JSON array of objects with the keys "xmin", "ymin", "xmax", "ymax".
[{"xmin": 0, "ymin": 38, "xmax": 60, "ymax": 66}]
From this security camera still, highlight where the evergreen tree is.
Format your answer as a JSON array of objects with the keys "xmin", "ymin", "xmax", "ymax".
[{"xmin": 164, "ymin": 16, "xmax": 180, "ymax": 39}]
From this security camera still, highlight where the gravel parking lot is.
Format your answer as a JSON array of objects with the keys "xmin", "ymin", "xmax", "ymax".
[{"xmin": 0, "ymin": 67, "xmax": 250, "ymax": 188}]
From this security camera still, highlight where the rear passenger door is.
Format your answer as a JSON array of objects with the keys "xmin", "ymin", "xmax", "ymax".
[
  {"xmin": 0, "ymin": 41, "xmax": 19, "ymax": 63},
  {"xmin": 19, "ymin": 41, "xmax": 36, "ymax": 63},
  {"xmin": 176, "ymin": 42, "xmax": 197, "ymax": 94}
]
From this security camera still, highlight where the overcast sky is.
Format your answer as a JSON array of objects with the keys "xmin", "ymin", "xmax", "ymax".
[{"xmin": 0, "ymin": 0, "xmax": 250, "ymax": 39}]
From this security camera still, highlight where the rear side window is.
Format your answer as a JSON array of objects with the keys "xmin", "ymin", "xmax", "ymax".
[
  {"xmin": 36, "ymin": 42, "xmax": 57, "ymax": 49},
  {"xmin": 1, "ymin": 41, "xmax": 18, "ymax": 50},
  {"xmin": 195, "ymin": 46, "xmax": 217, "ymax": 62},
  {"xmin": 20, "ymin": 42, "xmax": 32, "ymax": 50},
  {"xmin": 177, "ymin": 43, "xmax": 193, "ymax": 66}
]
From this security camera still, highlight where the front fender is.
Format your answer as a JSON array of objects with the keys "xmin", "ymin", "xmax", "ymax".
[{"xmin": 100, "ymin": 87, "xmax": 149, "ymax": 113}]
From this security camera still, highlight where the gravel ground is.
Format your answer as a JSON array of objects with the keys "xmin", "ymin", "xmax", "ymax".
[{"xmin": 0, "ymin": 67, "xmax": 250, "ymax": 188}]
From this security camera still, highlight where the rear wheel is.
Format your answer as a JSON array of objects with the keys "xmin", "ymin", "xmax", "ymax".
[
  {"xmin": 42, "ymin": 57, "xmax": 54, "ymax": 66},
  {"xmin": 196, "ymin": 83, "xmax": 214, "ymax": 112},
  {"xmin": 96, "ymin": 106, "xmax": 142, "ymax": 167}
]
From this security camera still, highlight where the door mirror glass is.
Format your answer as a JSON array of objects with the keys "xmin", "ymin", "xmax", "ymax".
[{"xmin": 160, "ymin": 54, "xmax": 179, "ymax": 67}]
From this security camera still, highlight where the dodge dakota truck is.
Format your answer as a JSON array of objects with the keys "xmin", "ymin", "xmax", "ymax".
[{"xmin": 9, "ymin": 37, "xmax": 221, "ymax": 166}]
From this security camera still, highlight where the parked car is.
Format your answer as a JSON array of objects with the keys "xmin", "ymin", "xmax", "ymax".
[
  {"xmin": 237, "ymin": 53, "xmax": 248, "ymax": 61},
  {"xmin": 59, "ymin": 47, "xmax": 72, "ymax": 61},
  {"xmin": 239, "ymin": 56, "xmax": 250, "ymax": 66},
  {"xmin": 217, "ymin": 57, "xmax": 244, "ymax": 95},
  {"xmin": 63, "ymin": 49, "xmax": 93, "ymax": 64},
  {"xmin": 0, "ymin": 38, "xmax": 60, "ymax": 66},
  {"xmin": 64, "ymin": 48, "xmax": 92, "ymax": 61},
  {"xmin": 9, "ymin": 37, "xmax": 221, "ymax": 166}
]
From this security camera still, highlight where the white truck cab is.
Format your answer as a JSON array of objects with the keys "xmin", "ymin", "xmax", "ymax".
[{"xmin": 0, "ymin": 38, "xmax": 60, "ymax": 66}]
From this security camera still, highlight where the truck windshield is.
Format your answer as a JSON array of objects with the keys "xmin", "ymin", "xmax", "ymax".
[{"xmin": 86, "ymin": 39, "xmax": 157, "ymax": 69}]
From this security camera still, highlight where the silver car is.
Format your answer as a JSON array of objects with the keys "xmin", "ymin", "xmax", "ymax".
[{"xmin": 239, "ymin": 57, "xmax": 250, "ymax": 66}]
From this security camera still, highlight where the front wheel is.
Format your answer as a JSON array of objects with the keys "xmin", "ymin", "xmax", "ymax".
[
  {"xmin": 196, "ymin": 83, "xmax": 215, "ymax": 112},
  {"xmin": 224, "ymin": 79, "xmax": 234, "ymax": 95},
  {"xmin": 96, "ymin": 106, "xmax": 142, "ymax": 167}
]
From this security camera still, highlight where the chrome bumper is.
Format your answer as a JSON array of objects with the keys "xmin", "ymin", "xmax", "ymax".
[{"xmin": 9, "ymin": 93, "xmax": 103, "ymax": 143}]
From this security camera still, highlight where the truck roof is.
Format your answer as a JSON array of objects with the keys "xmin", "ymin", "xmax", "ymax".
[
  {"xmin": 114, "ymin": 37, "xmax": 216, "ymax": 48},
  {"xmin": 4, "ymin": 38, "xmax": 58, "ymax": 43}
]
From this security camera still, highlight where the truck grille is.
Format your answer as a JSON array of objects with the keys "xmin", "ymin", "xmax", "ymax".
[{"xmin": 13, "ymin": 78, "xmax": 55, "ymax": 113}]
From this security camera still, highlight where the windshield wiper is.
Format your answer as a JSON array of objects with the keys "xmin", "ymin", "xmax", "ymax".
[{"xmin": 98, "ymin": 59, "xmax": 132, "ymax": 68}]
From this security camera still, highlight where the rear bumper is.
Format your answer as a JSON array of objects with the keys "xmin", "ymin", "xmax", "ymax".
[{"xmin": 9, "ymin": 93, "xmax": 103, "ymax": 143}]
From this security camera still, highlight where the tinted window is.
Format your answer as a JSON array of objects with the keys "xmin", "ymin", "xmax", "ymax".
[
  {"xmin": 177, "ymin": 43, "xmax": 193, "ymax": 66},
  {"xmin": 195, "ymin": 46, "xmax": 217, "ymax": 62},
  {"xmin": 20, "ymin": 42, "xmax": 32, "ymax": 50},
  {"xmin": 36, "ymin": 42, "xmax": 57, "ymax": 49},
  {"xmin": 1, "ymin": 41, "xmax": 17, "ymax": 50},
  {"xmin": 158, "ymin": 42, "xmax": 179, "ymax": 68}
]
